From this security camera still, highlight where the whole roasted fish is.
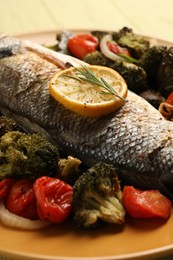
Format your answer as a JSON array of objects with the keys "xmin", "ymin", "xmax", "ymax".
[{"xmin": 0, "ymin": 34, "xmax": 173, "ymax": 199}]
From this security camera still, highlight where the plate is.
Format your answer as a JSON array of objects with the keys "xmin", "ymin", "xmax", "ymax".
[{"xmin": 1, "ymin": 30, "xmax": 173, "ymax": 260}]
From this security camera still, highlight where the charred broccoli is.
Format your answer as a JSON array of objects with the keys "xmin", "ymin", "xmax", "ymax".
[
  {"xmin": 91, "ymin": 30, "xmax": 109, "ymax": 42},
  {"xmin": 138, "ymin": 45, "xmax": 167, "ymax": 88},
  {"xmin": 0, "ymin": 131, "xmax": 60, "ymax": 179},
  {"xmin": 112, "ymin": 27, "xmax": 150, "ymax": 59},
  {"xmin": 72, "ymin": 163, "xmax": 125, "ymax": 229},
  {"xmin": 82, "ymin": 50, "xmax": 112, "ymax": 66},
  {"xmin": 0, "ymin": 116, "xmax": 18, "ymax": 137},
  {"xmin": 157, "ymin": 47, "xmax": 173, "ymax": 96},
  {"xmin": 110, "ymin": 61, "xmax": 147, "ymax": 93},
  {"xmin": 83, "ymin": 51, "xmax": 148, "ymax": 93},
  {"xmin": 58, "ymin": 156, "xmax": 82, "ymax": 185}
]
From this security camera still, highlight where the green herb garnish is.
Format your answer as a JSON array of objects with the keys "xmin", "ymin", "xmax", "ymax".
[
  {"xmin": 118, "ymin": 53, "xmax": 138, "ymax": 63},
  {"xmin": 64, "ymin": 65, "xmax": 126, "ymax": 101}
]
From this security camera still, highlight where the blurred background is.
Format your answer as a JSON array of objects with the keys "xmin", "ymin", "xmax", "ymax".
[{"xmin": 1, "ymin": 0, "xmax": 173, "ymax": 42}]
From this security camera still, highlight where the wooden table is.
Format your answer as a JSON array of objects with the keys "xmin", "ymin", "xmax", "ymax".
[{"xmin": 0, "ymin": 0, "xmax": 173, "ymax": 260}]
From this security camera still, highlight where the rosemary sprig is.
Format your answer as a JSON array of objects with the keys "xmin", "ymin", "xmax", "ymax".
[{"xmin": 64, "ymin": 65, "xmax": 126, "ymax": 101}]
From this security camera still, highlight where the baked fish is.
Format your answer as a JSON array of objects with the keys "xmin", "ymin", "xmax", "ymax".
[{"xmin": 0, "ymin": 34, "xmax": 173, "ymax": 199}]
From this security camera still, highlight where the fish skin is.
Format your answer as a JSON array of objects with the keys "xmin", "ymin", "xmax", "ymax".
[{"xmin": 0, "ymin": 35, "xmax": 173, "ymax": 199}]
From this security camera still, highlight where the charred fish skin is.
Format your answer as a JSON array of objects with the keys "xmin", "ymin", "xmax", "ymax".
[{"xmin": 0, "ymin": 35, "xmax": 173, "ymax": 199}]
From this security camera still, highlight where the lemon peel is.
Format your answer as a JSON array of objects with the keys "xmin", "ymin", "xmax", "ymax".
[{"xmin": 49, "ymin": 65, "xmax": 128, "ymax": 117}]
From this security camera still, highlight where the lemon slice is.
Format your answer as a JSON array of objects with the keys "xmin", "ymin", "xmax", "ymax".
[{"xmin": 49, "ymin": 65, "xmax": 128, "ymax": 117}]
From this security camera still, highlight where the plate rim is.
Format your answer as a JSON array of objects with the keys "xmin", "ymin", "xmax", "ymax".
[
  {"xmin": 1, "ymin": 243, "xmax": 173, "ymax": 260},
  {"xmin": 15, "ymin": 28, "xmax": 173, "ymax": 47}
]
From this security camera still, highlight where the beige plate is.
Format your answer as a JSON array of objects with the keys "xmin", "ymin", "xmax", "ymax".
[{"xmin": 1, "ymin": 30, "xmax": 173, "ymax": 260}]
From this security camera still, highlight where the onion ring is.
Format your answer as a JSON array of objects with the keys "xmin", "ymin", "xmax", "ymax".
[
  {"xmin": 100, "ymin": 34, "xmax": 125, "ymax": 61},
  {"xmin": 0, "ymin": 202, "xmax": 51, "ymax": 230}
]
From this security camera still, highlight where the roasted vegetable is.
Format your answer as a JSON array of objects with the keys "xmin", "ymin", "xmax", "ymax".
[
  {"xmin": 110, "ymin": 61, "xmax": 147, "ymax": 93},
  {"xmin": 0, "ymin": 116, "xmax": 18, "ymax": 137},
  {"xmin": 0, "ymin": 131, "xmax": 60, "ymax": 180},
  {"xmin": 82, "ymin": 50, "xmax": 111, "ymax": 66},
  {"xmin": 91, "ymin": 30, "xmax": 108, "ymax": 42},
  {"xmin": 91, "ymin": 27, "xmax": 150, "ymax": 59},
  {"xmin": 123, "ymin": 186, "xmax": 172, "ymax": 219},
  {"xmin": 58, "ymin": 156, "xmax": 82, "ymax": 185},
  {"xmin": 158, "ymin": 92, "xmax": 173, "ymax": 120},
  {"xmin": 157, "ymin": 47, "xmax": 173, "ymax": 96},
  {"xmin": 83, "ymin": 51, "xmax": 147, "ymax": 93},
  {"xmin": 138, "ymin": 45, "xmax": 167, "ymax": 88},
  {"xmin": 34, "ymin": 176, "xmax": 73, "ymax": 223},
  {"xmin": 99, "ymin": 34, "xmax": 135, "ymax": 63},
  {"xmin": 0, "ymin": 178, "xmax": 15, "ymax": 200},
  {"xmin": 72, "ymin": 163, "xmax": 125, "ymax": 229},
  {"xmin": 5, "ymin": 179, "xmax": 38, "ymax": 220},
  {"xmin": 112, "ymin": 27, "xmax": 150, "ymax": 59},
  {"xmin": 67, "ymin": 34, "xmax": 99, "ymax": 59}
]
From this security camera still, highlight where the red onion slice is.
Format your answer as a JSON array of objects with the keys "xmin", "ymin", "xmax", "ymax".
[{"xmin": 100, "ymin": 34, "xmax": 125, "ymax": 61}]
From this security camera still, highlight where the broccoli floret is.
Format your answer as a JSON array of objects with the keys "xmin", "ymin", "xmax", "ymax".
[
  {"xmin": 0, "ymin": 131, "xmax": 60, "ymax": 180},
  {"xmin": 0, "ymin": 116, "xmax": 18, "ymax": 137},
  {"xmin": 91, "ymin": 30, "xmax": 108, "ymax": 42},
  {"xmin": 72, "ymin": 163, "xmax": 125, "ymax": 229},
  {"xmin": 58, "ymin": 156, "xmax": 82, "ymax": 185},
  {"xmin": 83, "ymin": 51, "xmax": 148, "ymax": 93},
  {"xmin": 138, "ymin": 45, "xmax": 167, "ymax": 89},
  {"xmin": 82, "ymin": 50, "xmax": 112, "ymax": 66},
  {"xmin": 157, "ymin": 47, "xmax": 173, "ymax": 96},
  {"xmin": 110, "ymin": 61, "xmax": 147, "ymax": 93},
  {"xmin": 112, "ymin": 27, "xmax": 150, "ymax": 59}
]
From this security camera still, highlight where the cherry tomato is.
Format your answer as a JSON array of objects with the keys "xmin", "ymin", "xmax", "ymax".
[
  {"xmin": 107, "ymin": 42, "xmax": 131, "ymax": 56},
  {"xmin": 0, "ymin": 178, "xmax": 16, "ymax": 200},
  {"xmin": 123, "ymin": 186, "xmax": 172, "ymax": 219},
  {"xmin": 67, "ymin": 34, "xmax": 99, "ymax": 59},
  {"xmin": 166, "ymin": 92, "xmax": 173, "ymax": 105},
  {"xmin": 34, "ymin": 176, "xmax": 73, "ymax": 223},
  {"xmin": 5, "ymin": 179, "xmax": 38, "ymax": 220}
]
